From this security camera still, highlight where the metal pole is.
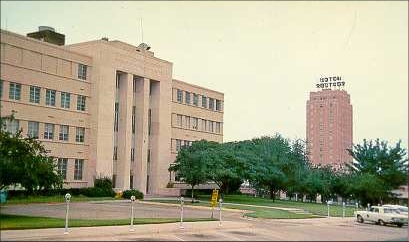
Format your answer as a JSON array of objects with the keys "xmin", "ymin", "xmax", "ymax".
[
  {"xmin": 180, "ymin": 196, "xmax": 184, "ymax": 229},
  {"xmin": 130, "ymin": 195, "xmax": 135, "ymax": 232},
  {"xmin": 219, "ymin": 198, "xmax": 223, "ymax": 226},
  {"xmin": 342, "ymin": 202, "xmax": 345, "ymax": 218},
  {"xmin": 327, "ymin": 201, "xmax": 330, "ymax": 218},
  {"xmin": 64, "ymin": 193, "xmax": 71, "ymax": 235}
]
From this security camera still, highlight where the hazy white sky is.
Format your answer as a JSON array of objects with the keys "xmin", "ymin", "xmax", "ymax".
[{"xmin": 1, "ymin": 1, "xmax": 408, "ymax": 149}]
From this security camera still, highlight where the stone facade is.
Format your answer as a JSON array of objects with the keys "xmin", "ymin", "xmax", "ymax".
[{"xmin": 0, "ymin": 29, "xmax": 224, "ymax": 195}]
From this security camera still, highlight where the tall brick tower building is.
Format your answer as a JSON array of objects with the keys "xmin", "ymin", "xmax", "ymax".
[{"xmin": 306, "ymin": 89, "xmax": 353, "ymax": 169}]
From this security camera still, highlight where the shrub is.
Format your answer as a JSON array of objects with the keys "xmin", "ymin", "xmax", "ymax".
[
  {"xmin": 94, "ymin": 177, "xmax": 113, "ymax": 190},
  {"xmin": 82, "ymin": 187, "xmax": 115, "ymax": 197},
  {"xmin": 122, "ymin": 189, "xmax": 144, "ymax": 200}
]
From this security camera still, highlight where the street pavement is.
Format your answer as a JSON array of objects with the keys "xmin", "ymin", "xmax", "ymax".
[{"xmin": 1, "ymin": 200, "xmax": 408, "ymax": 241}]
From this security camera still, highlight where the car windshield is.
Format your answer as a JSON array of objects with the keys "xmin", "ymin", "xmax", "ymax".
[
  {"xmin": 399, "ymin": 207, "xmax": 408, "ymax": 213},
  {"xmin": 384, "ymin": 208, "xmax": 397, "ymax": 214}
]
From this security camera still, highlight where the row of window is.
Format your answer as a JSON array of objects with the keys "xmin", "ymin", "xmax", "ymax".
[
  {"xmin": 174, "ymin": 139, "xmax": 193, "ymax": 152},
  {"xmin": 175, "ymin": 89, "xmax": 223, "ymax": 111},
  {"xmin": 5, "ymin": 119, "xmax": 86, "ymax": 142},
  {"xmin": 57, "ymin": 158, "xmax": 84, "ymax": 180},
  {"xmin": 1, "ymin": 81, "xmax": 87, "ymax": 111},
  {"xmin": 174, "ymin": 114, "xmax": 222, "ymax": 134}
]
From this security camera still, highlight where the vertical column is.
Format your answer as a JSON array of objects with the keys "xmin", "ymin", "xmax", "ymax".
[
  {"xmin": 149, "ymin": 79, "xmax": 172, "ymax": 194},
  {"xmin": 133, "ymin": 77, "xmax": 150, "ymax": 194},
  {"xmin": 116, "ymin": 73, "xmax": 133, "ymax": 190}
]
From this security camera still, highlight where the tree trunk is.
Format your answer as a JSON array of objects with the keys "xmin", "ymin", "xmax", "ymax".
[{"xmin": 269, "ymin": 187, "xmax": 275, "ymax": 201}]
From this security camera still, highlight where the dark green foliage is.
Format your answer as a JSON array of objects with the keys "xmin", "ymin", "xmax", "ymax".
[
  {"xmin": 122, "ymin": 189, "xmax": 144, "ymax": 199},
  {"xmin": 346, "ymin": 139, "xmax": 408, "ymax": 205},
  {"xmin": 94, "ymin": 177, "xmax": 113, "ymax": 190},
  {"xmin": 83, "ymin": 177, "xmax": 115, "ymax": 197},
  {"xmin": 0, "ymin": 116, "xmax": 63, "ymax": 194}
]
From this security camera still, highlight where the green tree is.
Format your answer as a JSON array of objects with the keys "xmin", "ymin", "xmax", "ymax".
[
  {"xmin": 207, "ymin": 142, "xmax": 245, "ymax": 195},
  {"xmin": 248, "ymin": 134, "xmax": 291, "ymax": 200},
  {"xmin": 169, "ymin": 140, "xmax": 211, "ymax": 202},
  {"xmin": 0, "ymin": 116, "xmax": 63, "ymax": 193},
  {"xmin": 346, "ymin": 139, "xmax": 408, "ymax": 204}
]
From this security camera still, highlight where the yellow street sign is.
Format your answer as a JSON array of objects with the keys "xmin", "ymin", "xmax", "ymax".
[{"xmin": 211, "ymin": 189, "xmax": 219, "ymax": 207}]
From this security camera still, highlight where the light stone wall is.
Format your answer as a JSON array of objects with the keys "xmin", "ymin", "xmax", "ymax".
[
  {"xmin": 1, "ymin": 29, "xmax": 224, "ymax": 195},
  {"xmin": 1, "ymin": 29, "xmax": 92, "ymax": 188}
]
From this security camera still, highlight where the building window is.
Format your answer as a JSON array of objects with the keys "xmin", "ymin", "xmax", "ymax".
[
  {"xmin": 202, "ymin": 119, "xmax": 206, "ymax": 131},
  {"xmin": 44, "ymin": 123, "xmax": 54, "ymax": 140},
  {"xmin": 27, "ymin": 121, "xmax": 39, "ymax": 138},
  {"xmin": 193, "ymin": 94, "xmax": 199, "ymax": 106},
  {"xmin": 29, "ymin": 86, "xmax": 40, "ymax": 104},
  {"xmin": 177, "ymin": 89, "xmax": 183, "ymax": 104},
  {"xmin": 77, "ymin": 95, "xmax": 86, "ymax": 111},
  {"xmin": 216, "ymin": 122, "xmax": 221, "ymax": 133},
  {"xmin": 78, "ymin": 64, "xmax": 87, "ymax": 80},
  {"xmin": 192, "ymin": 117, "xmax": 198, "ymax": 130},
  {"xmin": 9, "ymin": 82, "xmax": 21, "ymax": 100},
  {"xmin": 61, "ymin": 92, "xmax": 71, "ymax": 109},
  {"xmin": 132, "ymin": 106, "xmax": 136, "ymax": 134},
  {"xmin": 6, "ymin": 119, "xmax": 19, "ymax": 135},
  {"xmin": 57, "ymin": 158, "xmax": 68, "ymax": 180},
  {"xmin": 209, "ymin": 121, "xmax": 214, "ymax": 132},
  {"xmin": 185, "ymin": 91, "xmax": 190, "ymax": 105},
  {"xmin": 76, "ymin": 127, "xmax": 85, "ymax": 142},
  {"xmin": 202, "ymin": 96, "xmax": 207, "ymax": 108},
  {"xmin": 216, "ymin": 100, "xmax": 222, "ymax": 111},
  {"xmin": 59, "ymin": 125, "xmax": 69, "ymax": 141},
  {"xmin": 114, "ymin": 102, "xmax": 119, "ymax": 131},
  {"xmin": 209, "ymin": 98, "xmax": 214, "ymax": 110},
  {"xmin": 185, "ymin": 116, "xmax": 190, "ymax": 129},
  {"xmin": 176, "ymin": 114, "xmax": 182, "ymax": 127},
  {"xmin": 74, "ymin": 159, "xmax": 84, "ymax": 180},
  {"xmin": 176, "ymin": 139, "xmax": 181, "ymax": 152},
  {"xmin": 113, "ymin": 146, "xmax": 118, "ymax": 160},
  {"xmin": 0, "ymin": 80, "xmax": 3, "ymax": 98},
  {"xmin": 45, "ymin": 89, "xmax": 56, "ymax": 106},
  {"xmin": 131, "ymin": 148, "xmax": 135, "ymax": 161}
]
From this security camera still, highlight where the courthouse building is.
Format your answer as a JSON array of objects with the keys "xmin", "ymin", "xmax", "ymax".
[
  {"xmin": 306, "ymin": 88, "xmax": 353, "ymax": 170},
  {"xmin": 0, "ymin": 27, "xmax": 224, "ymax": 195}
]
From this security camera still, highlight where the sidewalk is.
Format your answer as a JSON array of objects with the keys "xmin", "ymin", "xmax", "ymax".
[{"xmin": 1, "ymin": 220, "xmax": 249, "ymax": 241}]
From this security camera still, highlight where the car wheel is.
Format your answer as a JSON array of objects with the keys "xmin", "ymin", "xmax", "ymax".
[
  {"xmin": 357, "ymin": 215, "xmax": 364, "ymax": 223},
  {"xmin": 397, "ymin": 223, "xmax": 403, "ymax": 228},
  {"xmin": 378, "ymin": 220, "xmax": 386, "ymax": 226}
]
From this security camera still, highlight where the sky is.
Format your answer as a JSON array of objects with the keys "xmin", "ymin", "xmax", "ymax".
[{"xmin": 1, "ymin": 1, "xmax": 408, "ymax": 149}]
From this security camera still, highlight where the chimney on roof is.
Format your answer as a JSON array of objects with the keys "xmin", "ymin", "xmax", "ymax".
[{"xmin": 26, "ymin": 26, "xmax": 65, "ymax": 46}]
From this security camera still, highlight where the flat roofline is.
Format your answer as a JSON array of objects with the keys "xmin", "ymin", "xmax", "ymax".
[
  {"xmin": 67, "ymin": 39, "xmax": 173, "ymax": 65},
  {"xmin": 1, "ymin": 29, "xmax": 93, "ymax": 60},
  {"xmin": 172, "ymin": 79, "xmax": 224, "ymax": 96}
]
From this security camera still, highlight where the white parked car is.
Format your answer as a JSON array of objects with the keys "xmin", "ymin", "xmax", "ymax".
[
  {"xmin": 382, "ymin": 204, "xmax": 408, "ymax": 215},
  {"xmin": 354, "ymin": 206, "xmax": 408, "ymax": 227}
]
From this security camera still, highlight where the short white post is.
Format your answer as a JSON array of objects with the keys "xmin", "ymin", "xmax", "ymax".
[
  {"xmin": 219, "ymin": 198, "xmax": 223, "ymax": 226},
  {"xmin": 295, "ymin": 193, "xmax": 298, "ymax": 202},
  {"xmin": 327, "ymin": 201, "xmax": 330, "ymax": 218},
  {"xmin": 355, "ymin": 202, "xmax": 359, "ymax": 211},
  {"xmin": 342, "ymin": 202, "xmax": 345, "ymax": 218},
  {"xmin": 367, "ymin": 203, "xmax": 370, "ymax": 211},
  {"xmin": 64, "ymin": 193, "xmax": 71, "ymax": 234},
  {"xmin": 180, "ymin": 196, "xmax": 184, "ymax": 229},
  {"xmin": 130, "ymin": 195, "xmax": 136, "ymax": 231}
]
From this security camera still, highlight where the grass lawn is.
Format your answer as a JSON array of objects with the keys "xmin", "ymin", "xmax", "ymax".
[
  {"xmin": 195, "ymin": 194, "xmax": 357, "ymax": 217},
  {"xmin": 0, "ymin": 214, "xmax": 216, "ymax": 230},
  {"xmin": 148, "ymin": 200, "xmax": 318, "ymax": 219},
  {"xmin": 4, "ymin": 195, "xmax": 116, "ymax": 204}
]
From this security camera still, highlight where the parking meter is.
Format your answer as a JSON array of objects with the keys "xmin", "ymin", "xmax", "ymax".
[
  {"xmin": 65, "ymin": 193, "xmax": 71, "ymax": 202},
  {"xmin": 219, "ymin": 198, "xmax": 223, "ymax": 226},
  {"xmin": 64, "ymin": 193, "xmax": 71, "ymax": 234},
  {"xmin": 130, "ymin": 195, "xmax": 136, "ymax": 231},
  {"xmin": 180, "ymin": 196, "xmax": 184, "ymax": 229}
]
